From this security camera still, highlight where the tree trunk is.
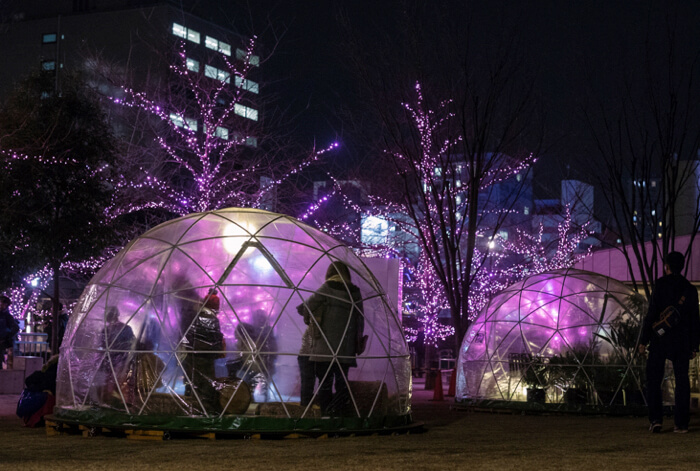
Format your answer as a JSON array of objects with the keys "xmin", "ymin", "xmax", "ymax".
[{"xmin": 51, "ymin": 262, "xmax": 60, "ymax": 355}]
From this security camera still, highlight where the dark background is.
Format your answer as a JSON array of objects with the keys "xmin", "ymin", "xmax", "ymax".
[{"xmin": 121, "ymin": 1, "xmax": 700, "ymax": 199}]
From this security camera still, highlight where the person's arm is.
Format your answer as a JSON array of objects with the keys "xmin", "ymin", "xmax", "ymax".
[
  {"xmin": 638, "ymin": 288, "xmax": 658, "ymax": 355},
  {"xmin": 297, "ymin": 286, "xmax": 327, "ymax": 325}
]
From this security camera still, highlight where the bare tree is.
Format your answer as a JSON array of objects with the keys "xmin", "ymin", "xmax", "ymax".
[
  {"xmin": 338, "ymin": 3, "xmax": 542, "ymax": 349},
  {"xmin": 585, "ymin": 8, "xmax": 700, "ymax": 297}
]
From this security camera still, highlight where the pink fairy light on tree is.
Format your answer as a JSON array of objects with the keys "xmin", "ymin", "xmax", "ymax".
[{"xmin": 109, "ymin": 38, "xmax": 337, "ymax": 218}]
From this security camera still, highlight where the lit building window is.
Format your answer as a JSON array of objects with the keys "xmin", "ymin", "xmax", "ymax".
[
  {"xmin": 187, "ymin": 29, "xmax": 200, "ymax": 44},
  {"xmin": 456, "ymin": 195, "xmax": 462, "ymax": 205},
  {"xmin": 523, "ymin": 206, "xmax": 530, "ymax": 215},
  {"xmin": 651, "ymin": 180, "xmax": 657, "ymax": 188},
  {"xmin": 516, "ymin": 174, "xmax": 522, "ymax": 182},
  {"xmin": 235, "ymin": 76, "xmax": 259, "ymax": 94},
  {"xmin": 42, "ymin": 33, "xmax": 57, "ymax": 44},
  {"xmin": 216, "ymin": 69, "xmax": 230, "ymax": 83},
  {"xmin": 170, "ymin": 114, "xmax": 197, "ymax": 132},
  {"xmin": 456, "ymin": 180, "xmax": 461, "ymax": 188},
  {"xmin": 234, "ymin": 104, "xmax": 258, "ymax": 121},
  {"xmin": 361, "ymin": 215, "xmax": 389, "ymax": 246},
  {"xmin": 172, "ymin": 23, "xmax": 187, "ymax": 39},
  {"xmin": 185, "ymin": 118, "xmax": 198, "ymax": 132},
  {"xmin": 205, "ymin": 36, "xmax": 218, "ymax": 50},
  {"xmin": 215, "ymin": 126, "xmax": 229, "ymax": 140},
  {"xmin": 434, "ymin": 167, "xmax": 442, "ymax": 177},
  {"xmin": 236, "ymin": 48, "xmax": 260, "ymax": 66},
  {"xmin": 169, "ymin": 113, "xmax": 184, "ymax": 127},
  {"xmin": 219, "ymin": 42, "xmax": 231, "ymax": 56},
  {"xmin": 658, "ymin": 233, "xmax": 663, "ymax": 238},
  {"xmin": 204, "ymin": 65, "xmax": 229, "ymax": 83},
  {"xmin": 42, "ymin": 60, "xmax": 56, "ymax": 71},
  {"xmin": 172, "ymin": 23, "xmax": 200, "ymax": 44},
  {"xmin": 651, "ymin": 210, "xmax": 656, "ymax": 216},
  {"xmin": 658, "ymin": 221, "xmax": 663, "ymax": 227},
  {"xmin": 205, "ymin": 36, "xmax": 232, "ymax": 56},
  {"xmin": 186, "ymin": 57, "xmax": 199, "ymax": 72}
]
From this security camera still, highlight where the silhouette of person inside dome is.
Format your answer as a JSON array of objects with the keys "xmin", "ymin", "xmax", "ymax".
[
  {"xmin": 234, "ymin": 309, "xmax": 277, "ymax": 401},
  {"xmin": 181, "ymin": 288, "xmax": 225, "ymax": 415},
  {"xmin": 297, "ymin": 261, "xmax": 364, "ymax": 415},
  {"xmin": 97, "ymin": 306, "xmax": 135, "ymax": 405}
]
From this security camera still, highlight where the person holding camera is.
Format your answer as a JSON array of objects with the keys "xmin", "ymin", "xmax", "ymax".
[{"xmin": 638, "ymin": 251, "xmax": 700, "ymax": 433}]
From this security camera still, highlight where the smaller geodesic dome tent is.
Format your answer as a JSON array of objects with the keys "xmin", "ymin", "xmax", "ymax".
[
  {"xmin": 457, "ymin": 269, "xmax": 650, "ymax": 412},
  {"xmin": 53, "ymin": 208, "xmax": 411, "ymax": 433}
]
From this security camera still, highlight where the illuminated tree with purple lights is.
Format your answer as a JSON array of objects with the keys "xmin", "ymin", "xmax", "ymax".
[
  {"xmin": 304, "ymin": 82, "xmax": 593, "ymax": 353},
  {"xmin": 110, "ymin": 38, "xmax": 336, "ymax": 218},
  {"xmin": 365, "ymin": 82, "xmax": 536, "ymax": 350},
  {"xmin": 401, "ymin": 207, "xmax": 591, "ymax": 348},
  {"xmin": 403, "ymin": 253, "xmax": 454, "ymax": 347}
]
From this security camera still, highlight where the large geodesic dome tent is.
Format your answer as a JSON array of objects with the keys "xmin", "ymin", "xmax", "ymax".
[
  {"xmin": 457, "ymin": 269, "xmax": 651, "ymax": 412},
  {"xmin": 53, "ymin": 208, "xmax": 411, "ymax": 433}
]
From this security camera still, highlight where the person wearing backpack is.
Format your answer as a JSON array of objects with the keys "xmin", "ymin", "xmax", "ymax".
[
  {"xmin": 0, "ymin": 295, "xmax": 19, "ymax": 369},
  {"xmin": 639, "ymin": 251, "xmax": 700, "ymax": 433}
]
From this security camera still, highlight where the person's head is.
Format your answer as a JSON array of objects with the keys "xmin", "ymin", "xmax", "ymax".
[
  {"xmin": 105, "ymin": 306, "xmax": 120, "ymax": 323},
  {"xmin": 204, "ymin": 288, "xmax": 220, "ymax": 311},
  {"xmin": 0, "ymin": 295, "xmax": 10, "ymax": 308},
  {"xmin": 326, "ymin": 260, "xmax": 351, "ymax": 282},
  {"xmin": 665, "ymin": 251, "xmax": 685, "ymax": 275},
  {"xmin": 252, "ymin": 309, "xmax": 268, "ymax": 327}
]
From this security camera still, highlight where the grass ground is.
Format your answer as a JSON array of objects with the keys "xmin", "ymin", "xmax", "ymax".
[{"xmin": 1, "ymin": 384, "xmax": 699, "ymax": 470}]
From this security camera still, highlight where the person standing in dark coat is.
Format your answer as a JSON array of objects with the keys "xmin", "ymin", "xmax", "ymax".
[
  {"xmin": 639, "ymin": 251, "xmax": 700, "ymax": 433},
  {"xmin": 299, "ymin": 261, "xmax": 365, "ymax": 415},
  {"xmin": 181, "ymin": 289, "xmax": 225, "ymax": 415},
  {"xmin": 0, "ymin": 295, "xmax": 19, "ymax": 369}
]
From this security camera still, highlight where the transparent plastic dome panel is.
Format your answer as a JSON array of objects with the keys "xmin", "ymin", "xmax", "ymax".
[
  {"xmin": 457, "ymin": 269, "xmax": 649, "ymax": 408},
  {"xmin": 56, "ymin": 209, "xmax": 410, "ymax": 427}
]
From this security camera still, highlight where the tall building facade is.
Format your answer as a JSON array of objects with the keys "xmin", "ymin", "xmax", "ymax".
[{"xmin": 0, "ymin": 0, "xmax": 261, "ymax": 145}]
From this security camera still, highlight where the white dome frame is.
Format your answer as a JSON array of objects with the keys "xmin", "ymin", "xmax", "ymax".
[
  {"xmin": 457, "ymin": 269, "xmax": 655, "ymax": 412},
  {"xmin": 53, "ymin": 208, "xmax": 412, "ymax": 433}
]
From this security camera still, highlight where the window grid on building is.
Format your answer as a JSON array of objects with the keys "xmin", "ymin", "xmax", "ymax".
[
  {"xmin": 186, "ymin": 57, "xmax": 199, "ymax": 73},
  {"xmin": 234, "ymin": 104, "xmax": 258, "ymax": 121},
  {"xmin": 235, "ymin": 48, "xmax": 260, "ymax": 66},
  {"xmin": 170, "ymin": 114, "xmax": 197, "ymax": 132},
  {"xmin": 234, "ymin": 76, "xmax": 259, "ymax": 94},
  {"xmin": 205, "ymin": 35, "xmax": 232, "ymax": 56},
  {"xmin": 172, "ymin": 23, "xmax": 200, "ymax": 44}
]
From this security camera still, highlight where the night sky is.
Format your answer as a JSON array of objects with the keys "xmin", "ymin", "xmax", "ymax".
[{"xmin": 214, "ymin": 1, "xmax": 700, "ymax": 198}]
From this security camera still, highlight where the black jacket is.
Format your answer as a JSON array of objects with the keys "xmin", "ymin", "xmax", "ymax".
[
  {"xmin": 640, "ymin": 274, "xmax": 700, "ymax": 354},
  {"xmin": 0, "ymin": 308, "xmax": 19, "ymax": 349}
]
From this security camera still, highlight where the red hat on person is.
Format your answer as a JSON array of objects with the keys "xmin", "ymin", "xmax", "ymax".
[{"xmin": 204, "ymin": 290, "xmax": 220, "ymax": 311}]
